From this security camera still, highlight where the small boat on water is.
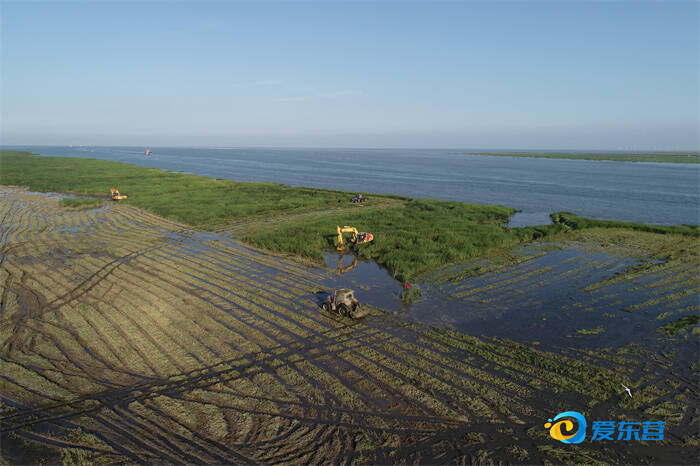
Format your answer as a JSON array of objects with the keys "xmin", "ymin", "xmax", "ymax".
[{"xmin": 144, "ymin": 149, "xmax": 152, "ymax": 156}]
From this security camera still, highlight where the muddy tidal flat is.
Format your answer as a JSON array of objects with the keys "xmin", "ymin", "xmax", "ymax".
[{"xmin": 0, "ymin": 187, "xmax": 698, "ymax": 464}]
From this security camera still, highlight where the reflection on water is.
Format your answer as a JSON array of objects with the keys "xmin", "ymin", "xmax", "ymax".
[
  {"xmin": 323, "ymin": 252, "xmax": 405, "ymax": 312},
  {"xmin": 319, "ymin": 242, "xmax": 697, "ymax": 353}
]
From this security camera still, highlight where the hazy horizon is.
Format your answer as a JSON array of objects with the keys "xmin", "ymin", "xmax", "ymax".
[
  {"xmin": 5, "ymin": 143, "xmax": 699, "ymax": 153},
  {"xmin": 2, "ymin": 1, "xmax": 698, "ymax": 150}
]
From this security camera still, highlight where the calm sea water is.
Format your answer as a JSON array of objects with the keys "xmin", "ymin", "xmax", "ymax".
[{"xmin": 9, "ymin": 145, "xmax": 700, "ymax": 226}]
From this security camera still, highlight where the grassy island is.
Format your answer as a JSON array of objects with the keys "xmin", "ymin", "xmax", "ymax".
[{"xmin": 459, "ymin": 151, "xmax": 700, "ymax": 164}]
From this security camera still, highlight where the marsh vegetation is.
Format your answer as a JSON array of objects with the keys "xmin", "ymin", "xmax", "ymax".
[{"xmin": 0, "ymin": 151, "xmax": 698, "ymax": 464}]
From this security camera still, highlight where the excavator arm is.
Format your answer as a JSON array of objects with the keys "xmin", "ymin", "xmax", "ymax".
[{"xmin": 336, "ymin": 226, "xmax": 359, "ymax": 251}]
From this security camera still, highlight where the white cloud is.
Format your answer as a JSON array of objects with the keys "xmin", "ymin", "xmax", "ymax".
[{"xmin": 317, "ymin": 89, "xmax": 365, "ymax": 98}]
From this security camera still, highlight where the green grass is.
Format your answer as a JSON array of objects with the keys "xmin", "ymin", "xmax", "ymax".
[
  {"xmin": 658, "ymin": 315, "xmax": 700, "ymax": 337},
  {"xmin": 0, "ymin": 150, "xmax": 402, "ymax": 228},
  {"xmin": 3, "ymin": 149, "xmax": 697, "ymax": 282},
  {"xmin": 0, "ymin": 150, "xmax": 519, "ymax": 282},
  {"xmin": 459, "ymin": 151, "xmax": 700, "ymax": 164},
  {"xmin": 550, "ymin": 212, "xmax": 700, "ymax": 236},
  {"xmin": 60, "ymin": 428, "xmax": 116, "ymax": 465},
  {"xmin": 243, "ymin": 198, "xmax": 516, "ymax": 282},
  {"xmin": 243, "ymin": 208, "xmax": 698, "ymax": 282},
  {"xmin": 401, "ymin": 285, "xmax": 422, "ymax": 304},
  {"xmin": 59, "ymin": 197, "xmax": 103, "ymax": 209}
]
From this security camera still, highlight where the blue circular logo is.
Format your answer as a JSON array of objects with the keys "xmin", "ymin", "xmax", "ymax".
[{"xmin": 544, "ymin": 411, "xmax": 587, "ymax": 444}]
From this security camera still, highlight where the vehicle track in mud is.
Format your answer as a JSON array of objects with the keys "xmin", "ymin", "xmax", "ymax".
[{"xmin": 0, "ymin": 187, "xmax": 697, "ymax": 464}]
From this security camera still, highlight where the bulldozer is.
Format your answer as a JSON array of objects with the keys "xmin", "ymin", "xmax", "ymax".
[
  {"xmin": 110, "ymin": 187, "xmax": 127, "ymax": 201},
  {"xmin": 322, "ymin": 288, "xmax": 368, "ymax": 319},
  {"xmin": 336, "ymin": 226, "xmax": 373, "ymax": 251}
]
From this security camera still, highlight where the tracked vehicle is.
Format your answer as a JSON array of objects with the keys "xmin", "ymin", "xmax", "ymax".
[
  {"xmin": 322, "ymin": 288, "xmax": 368, "ymax": 319},
  {"xmin": 110, "ymin": 187, "xmax": 127, "ymax": 201},
  {"xmin": 335, "ymin": 225, "xmax": 373, "ymax": 251}
]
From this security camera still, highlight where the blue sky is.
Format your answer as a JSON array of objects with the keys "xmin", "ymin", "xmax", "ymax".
[{"xmin": 1, "ymin": 1, "xmax": 698, "ymax": 149}]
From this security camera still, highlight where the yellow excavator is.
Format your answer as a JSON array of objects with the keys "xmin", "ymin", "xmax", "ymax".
[
  {"xmin": 110, "ymin": 187, "xmax": 127, "ymax": 201},
  {"xmin": 336, "ymin": 226, "xmax": 373, "ymax": 251}
]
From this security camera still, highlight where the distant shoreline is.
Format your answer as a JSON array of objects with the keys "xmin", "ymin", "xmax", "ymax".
[{"xmin": 457, "ymin": 151, "xmax": 700, "ymax": 164}]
